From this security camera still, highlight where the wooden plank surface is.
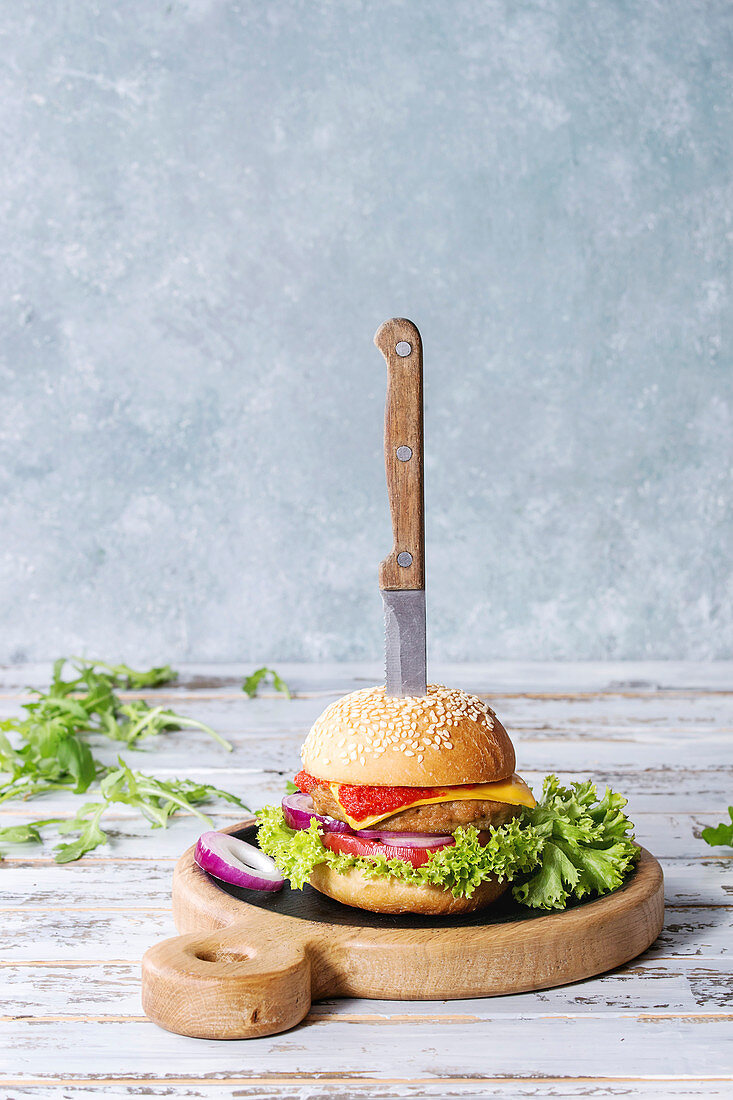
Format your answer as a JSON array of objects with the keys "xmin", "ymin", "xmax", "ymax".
[{"xmin": 1, "ymin": 662, "xmax": 732, "ymax": 1097}]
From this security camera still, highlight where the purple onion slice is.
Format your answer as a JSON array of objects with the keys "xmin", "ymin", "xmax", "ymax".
[
  {"xmin": 282, "ymin": 794, "xmax": 456, "ymax": 848},
  {"xmin": 195, "ymin": 831, "xmax": 284, "ymax": 892},
  {"xmin": 354, "ymin": 830, "xmax": 455, "ymax": 848},
  {"xmin": 281, "ymin": 792, "xmax": 352, "ymax": 833}
]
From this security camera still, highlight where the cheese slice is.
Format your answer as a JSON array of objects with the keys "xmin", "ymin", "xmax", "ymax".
[{"xmin": 328, "ymin": 773, "xmax": 536, "ymax": 830}]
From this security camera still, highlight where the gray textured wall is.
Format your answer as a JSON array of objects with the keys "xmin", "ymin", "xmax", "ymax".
[{"xmin": 1, "ymin": 1, "xmax": 731, "ymax": 664}]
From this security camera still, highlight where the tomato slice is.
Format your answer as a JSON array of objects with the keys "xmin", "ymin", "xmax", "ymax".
[{"xmin": 322, "ymin": 831, "xmax": 449, "ymax": 869}]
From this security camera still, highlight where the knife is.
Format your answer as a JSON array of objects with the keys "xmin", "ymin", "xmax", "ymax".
[{"xmin": 374, "ymin": 318, "xmax": 427, "ymax": 697}]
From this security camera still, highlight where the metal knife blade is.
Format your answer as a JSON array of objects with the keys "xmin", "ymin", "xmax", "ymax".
[{"xmin": 382, "ymin": 588, "xmax": 427, "ymax": 697}]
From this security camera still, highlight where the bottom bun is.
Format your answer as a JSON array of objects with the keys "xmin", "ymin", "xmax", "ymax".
[{"xmin": 308, "ymin": 863, "xmax": 508, "ymax": 916}]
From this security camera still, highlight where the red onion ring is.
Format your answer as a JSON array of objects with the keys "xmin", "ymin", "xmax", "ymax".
[
  {"xmin": 354, "ymin": 830, "xmax": 455, "ymax": 848},
  {"xmin": 282, "ymin": 795, "xmax": 455, "ymax": 849},
  {"xmin": 282, "ymin": 792, "xmax": 352, "ymax": 833},
  {"xmin": 195, "ymin": 831, "xmax": 285, "ymax": 892}
]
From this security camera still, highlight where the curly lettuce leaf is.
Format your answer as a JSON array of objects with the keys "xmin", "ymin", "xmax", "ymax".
[
  {"xmin": 510, "ymin": 775, "xmax": 638, "ymax": 910},
  {"xmin": 256, "ymin": 805, "xmax": 542, "ymax": 898}
]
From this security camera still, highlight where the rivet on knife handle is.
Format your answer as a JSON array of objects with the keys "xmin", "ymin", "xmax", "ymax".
[{"xmin": 374, "ymin": 318, "xmax": 425, "ymax": 592}]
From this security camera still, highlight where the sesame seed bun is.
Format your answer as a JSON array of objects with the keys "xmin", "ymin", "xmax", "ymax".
[
  {"xmin": 300, "ymin": 684, "xmax": 515, "ymax": 787},
  {"xmin": 309, "ymin": 861, "xmax": 508, "ymax": 915}
]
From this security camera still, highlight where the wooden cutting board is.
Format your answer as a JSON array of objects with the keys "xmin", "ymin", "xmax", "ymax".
[{"xmin": 141, "ymin": 819, "xmax": 664, "ymax": 1039}]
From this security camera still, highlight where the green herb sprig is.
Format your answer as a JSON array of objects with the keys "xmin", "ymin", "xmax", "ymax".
[
  {"xmin": 0, "ymin": 659, "xmax": 246, "ymax": 863},
  {"xmin": 702, "ymin": 808, "xmax": 733, "ymax": 848},
  {"xmin": 243, "ymin": 667, "xmax": 291, "ymax": 699}
]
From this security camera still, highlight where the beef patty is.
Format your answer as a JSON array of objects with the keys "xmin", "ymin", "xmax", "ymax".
[{"xmin": 309, "ymin": 784, "xmax": 520, "ymax": 833}]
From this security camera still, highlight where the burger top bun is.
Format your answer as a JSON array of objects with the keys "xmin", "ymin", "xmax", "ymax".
[{"xmin": 300, "ymin": 683, "xmax": 515, "ymax": 787}]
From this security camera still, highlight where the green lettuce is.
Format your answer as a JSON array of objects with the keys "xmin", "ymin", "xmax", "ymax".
[
  {"xmin": 256, "ymin": 774, "xmax": 639, "ymax": 910},
  {"xmin": 256, "ymin": 806, "xmax": 541, "ymax": 898},
  {"xmin": 510, "ymin": 775, "xmax": 639, "ymax": 910}
]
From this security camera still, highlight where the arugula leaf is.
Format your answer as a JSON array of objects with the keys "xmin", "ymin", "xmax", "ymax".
[
  {"xmin": 101, "ymin": 759, "xmax": 246, "ymax": 827},
  {"xmin": 45, "ymin": 762, "xmax": 249, "ymax": 862},
  {"xmin": 55, "ymin": 802, "xmax": 108, "ymax": 862},
  {"xmin": 284, "ymin": 779, "xmax": 299, "ymax": 794},
  {"xmin": 3, "ymin": 765, "xmax": 248, "ymax": 864},
  {"xmin": 106, "ymin": 701, "xmax": 232, "ymax": 751},
  {"xmin": 702, "ymin": 808, "xmax": 733, "ymax": 848},
  {"xmin": 0, "ymin": 658, "xmax": 232, "ymax": 807},
  {"xmin": 0, "ymin": 658, "xmax": 247, "ymax": 862},
  {"xmin": 69, "ymin": 659, "xmax": 178, "ymax": 690},
  {"xmin": 243, "ymin": 668, "xmax": 291, "ymax": 699},
  {"xmin": 56, "ymin": 736, "xmax": 97, "ymax": 793},
  {"xmin": 0, "ymin": 823, "xmax": 45, "ymax": 843}
]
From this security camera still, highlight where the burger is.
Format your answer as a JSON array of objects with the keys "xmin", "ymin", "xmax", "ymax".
[{"xmin": 257, "ymin": 683, "xmax": 542, "ymax": 915}]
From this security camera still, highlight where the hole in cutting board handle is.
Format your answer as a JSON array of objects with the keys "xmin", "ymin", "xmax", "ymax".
[
  {"xmin": 395, "ymin": 341, "xmax": 412, "ymax": 356},
  {"xmin": 194, "ymin": 947, "xmax": 253, "ymax": 964}
]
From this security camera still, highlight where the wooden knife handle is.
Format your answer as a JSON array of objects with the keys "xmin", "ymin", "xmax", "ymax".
[{"xmin": 374, "ymin": 318, "xmax": 425, "ymax": 591}]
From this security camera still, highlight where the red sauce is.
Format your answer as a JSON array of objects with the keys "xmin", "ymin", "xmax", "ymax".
[
  {"xmin": 294, "ymin": 770, "xmax": 451, "ymax": 822},
  {"xmin": 294, "ymin": 770, "xmax": 325, "ymax": 795}
]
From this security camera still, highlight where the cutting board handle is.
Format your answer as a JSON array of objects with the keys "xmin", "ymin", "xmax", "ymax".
[
  {"xmin": 374, "ymin": 318, "xmax": 425, "ymax": 591},
  {"xmin": 141, "ymin": 922, "xmax": 312, "ymax": 1039}
]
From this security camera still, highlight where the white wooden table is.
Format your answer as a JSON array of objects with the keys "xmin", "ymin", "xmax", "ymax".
[{"xmin": 3, "ymin": 661, "xmax": 733, "ymax": 1097}]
